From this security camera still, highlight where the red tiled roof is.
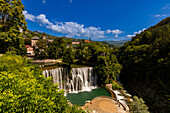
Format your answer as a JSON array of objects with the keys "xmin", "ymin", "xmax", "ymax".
[
  {"xmin": 85, "ymin": 40, "xmax": 92, "ymax": 43},
  {"xmin": 31, "ymin": 36, "xmax": 40, "ymax": 40},
  {"xmin": 25, "ymin": 45, "xmax": 33, "ymax": 48},
  {"xmin": 25, "ymin": 45, "xmax": 30, "ymax": 48}
]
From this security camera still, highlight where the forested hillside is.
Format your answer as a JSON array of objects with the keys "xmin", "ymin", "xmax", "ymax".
[{"xmin": 117, "ymin": 17, "xmax": 170, "ymax": 113}]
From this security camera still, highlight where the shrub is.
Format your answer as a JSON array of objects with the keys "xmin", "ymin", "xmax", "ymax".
[{"xmin": 0, "ymin": 54, "xmax": 84, "ymax": 113}]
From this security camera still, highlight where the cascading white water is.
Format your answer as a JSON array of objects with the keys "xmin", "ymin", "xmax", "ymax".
[{"xmin": 43, "ymin": 67, "xmax": 98, "ymax": 93}]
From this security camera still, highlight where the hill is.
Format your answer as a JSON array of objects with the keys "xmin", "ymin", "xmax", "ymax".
[
  {"xmin": 106, "ymin": 40, "xmax": 128, "ymax": 47},
  {"xmin": 117, "ymin": 17, "xmax": 170, "ymax": 113},
  {"xmin": 23, "ymin": 30, "xmax": 115, "ymax": 48}
]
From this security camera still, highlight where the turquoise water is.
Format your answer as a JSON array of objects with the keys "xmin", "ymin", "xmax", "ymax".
[{"xmin": 66, "ymin": 88, "xmax": 111, "ymax": 106}]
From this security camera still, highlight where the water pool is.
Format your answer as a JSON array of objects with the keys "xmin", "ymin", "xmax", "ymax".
[{"xmin": 66, "ymin": 87, "xmax": 111, "ymax": 106}]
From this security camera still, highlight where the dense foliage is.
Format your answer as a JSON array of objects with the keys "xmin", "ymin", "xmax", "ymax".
[
  {"xmin": 117, "ymin": 17, "xmax": 170, "ymax": 113},
  {"xmin": 0, "ymin": 0, "xmax": 27, "ymax": 55},
  {"xmin": 34, "ymin": 37, "xmax": 71, "ymax": 60},
  {"xmin": 74, "ymin": 42, "xmax": 122, "ymax": 86},
  {"xmin": 63, "ymin": 46, "xmax": 75, "ymax": 65},
  {"xmin": 0, "ymin": 54, "xmax": 84, "ymax": 112},
  {"xmin": 129, "ymin": 96, "xmax": 149, "ymax": 113}
]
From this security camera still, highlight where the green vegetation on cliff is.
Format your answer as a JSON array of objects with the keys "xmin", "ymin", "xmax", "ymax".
[
  {"xmin": 129, "ymin": 96, "xmax": 149, "ymax": 113},
  {"xmin": 117, "ymin": 17, "xmax": 170, "ymax": 113}
]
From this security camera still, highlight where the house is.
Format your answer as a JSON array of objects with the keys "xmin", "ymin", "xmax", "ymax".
[
  {"xmin": 19, "ymin": 28, "xmax": 23, "ymax": 33},
  {"xmin": 42, "ymin": 35, "xmax": 47, "ymax": 39},
  {"xmin": 85, "ymin": 40, "xmax": 92, "ymax": 43},
  {"xmin": 72, "ymin": 42, "xmax": 80, "ymax": 46},
  {"xmin": 31, "ymin": 36, "xmax": 40, "ymax": 47},
  {"xmin": 25, "ymin": 45, "xmax": 34, "ymax": 55},
  {"xmin": 24, "ymin": 31, "xmax": 29, "ymax": 34},
  {"xmin": 47, "ymin": 39, "xmax": 54, "ymax": 42}
]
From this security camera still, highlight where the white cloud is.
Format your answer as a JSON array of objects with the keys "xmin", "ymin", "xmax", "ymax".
[
  {"xmin": 162, "ymin": 14, "xmax": 167, "ymax": 17},
  {"xmin": 162, "ymin": 4, "xmax": 170, "ymax": 9},
  {"xmin": 24, "ymin": 12, "xmax": 123, "ymax": 39},
  {"xmin": 126, "ymin": 28, "xmax": 146, "ymax": 38},
  {"xmin": 43, "ymin": 0, "xmax": 46, "ymax": 4},
  {"xmin": 36, "ymin": 14, "xmax": 52, "ymax": 25},
  {"xmin": 23, "ymin": 11, "xmax": 35, "ymax": 22},
  {"xmin": 106, "ymin": 29, "xmax": 123, "ymax": 37},
  {"xmin": 154, "ymin": 14, "xmax": 166, "ymax": 17},
  {"xmin": 134, "ymin": 28, "xmax": 146, "ymax": 34},
  {"xmin": 35, "ymin": 14, "xmax": 106, "ymax": 38},
  {"xmin": 155, "ymin": 14, "xmax": 161, "ymax": 17},
  {"xmin": 46, "ymin": 22, "xmax": 105, "ymax": 38},
  {"xmin": 70, "ymin": 0, "xmax": 72, "ymax": 3},
  {"xmin": 126, "ymin": 34, "xmax": 135, "ymax": 38}
]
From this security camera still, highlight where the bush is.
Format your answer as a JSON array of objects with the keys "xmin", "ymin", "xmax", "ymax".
[
  {"xmin": 0, "ymin": 54, "xmax": 84, "ymax": 113},
  {"xmin": 111, "ymin": 81, "xmax": 123, "ymax": 90},
  {"xmin": 129, "ymin": 96, "xmax": 149, "ymax": 113}
]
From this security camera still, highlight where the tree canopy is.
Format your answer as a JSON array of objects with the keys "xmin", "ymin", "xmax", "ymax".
[
  {"xmin": 117, "ymin": 17, "xmax": 170, "ymax": 113},
  {"xmin": 0, "ymin": 54, "xmax": 84, "ymax": 112},
  {"xmin": 129, "ymin": 96, "xmax": 149, "ymax": 113},
  {"xmin": 0, "ymin": 0, "xmax": 27, "ymax": 55}
]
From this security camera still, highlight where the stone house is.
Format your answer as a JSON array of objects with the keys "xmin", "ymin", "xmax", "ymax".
[{"xmin": 31, "ymin": 36, "xmax": 40, "ymax": 47}]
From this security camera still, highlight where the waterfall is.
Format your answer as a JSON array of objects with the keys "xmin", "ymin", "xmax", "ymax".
[{"xmin": 43, "ymin": 67, "xmax": 98, "ymax": 93}]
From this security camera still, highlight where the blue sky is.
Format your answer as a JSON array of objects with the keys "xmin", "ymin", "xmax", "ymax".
[{"xmin": 22, "ymin": 0, "xmax": 170, "ymax": 41}]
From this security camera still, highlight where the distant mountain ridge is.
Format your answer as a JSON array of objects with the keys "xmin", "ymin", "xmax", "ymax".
[{"xmin": 106, "ymin": 40, "xmax": 129, "ymax": 47}]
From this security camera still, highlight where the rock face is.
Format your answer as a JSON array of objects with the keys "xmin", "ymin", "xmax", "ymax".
[{"xmin": 43, "ymin": 67, "xmax": 98, "ymax": 93}]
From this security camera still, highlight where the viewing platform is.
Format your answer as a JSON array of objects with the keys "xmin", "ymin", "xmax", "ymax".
[{"xmin": 82, "ymin": 96, "xmax": 128, "ymax": 113}]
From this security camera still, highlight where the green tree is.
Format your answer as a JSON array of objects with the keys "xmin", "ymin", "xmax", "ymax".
[
  {"xmin": 59, "ymin": 37, "xmax": 67, "ymax": 57},
  {"xmin": 74, "ymin": 41, "xmax": 122, "ymax": 85},
  {"xmin": 47, "ymin": 37, "xmax": 70, "ymax": 59},
  {"xmin": 34, "ymin": 39, "xmax": 48, "ymax": 59},
  {"xmin": 89, "ymin": 37, "xmax": 91, "ymax": 41},
  {"xmin": 129, "ymin": 96, "xmax": 149, "ymax": 113},
  {"xmin": 117, "ymin": 17, "xmax": 170, "ymax": 113},
  {"xmin": 96, "ymin": 48, "xmax": 122, "ymax": 85},
  {"xmin": 63, "ymin": 46, "xmax": 75, "ymax": 65},
  {"xmin": 0, "ymin": 54, "xmax": 85, "ymax": 113},
  {"xmin": 0, "ymin": 0, "xmax": 27, "ymax": 55}
]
